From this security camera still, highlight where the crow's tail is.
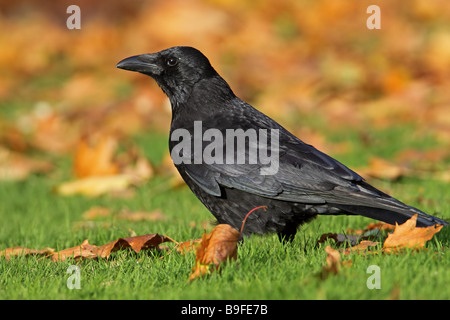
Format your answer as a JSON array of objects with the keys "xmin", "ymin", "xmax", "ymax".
[{"xmin": 329, "ymin": 182, "xmax": 448, "ymax": 227}]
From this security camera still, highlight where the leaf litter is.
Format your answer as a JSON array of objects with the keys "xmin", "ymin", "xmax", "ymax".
[
  {"xmin": 0, "ymin": 210, "xmax": 444, "ymax": 282},
  {"xmin": 317, "ymin": 214, "xmax": 444, "ymax": 278}
]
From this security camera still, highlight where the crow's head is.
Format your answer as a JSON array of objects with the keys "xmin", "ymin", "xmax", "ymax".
[{"xmin": 117, "ymin": 46, "xmax": 218, "ymax": 104}]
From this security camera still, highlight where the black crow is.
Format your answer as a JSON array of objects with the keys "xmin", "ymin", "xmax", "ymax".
[{"xmin": 117, "ymin": 46, "xmax": 448, "ymax": 241}]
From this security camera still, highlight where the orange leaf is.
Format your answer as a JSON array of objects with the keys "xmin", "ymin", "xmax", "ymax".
[
  {"xmin": 0, "ymin": 147, "xmax": 53, "ymax": 181},
  {"xmin": 325, "ymin": 245, "xmax": 341, "ymax": 275},
  {"xmin": 51, "ymin": 239, "xmax": 98, "ymax": 261},
  {"xmin": 0, "ymin": 247, "xmax": 55, "ymax": 261},
  {"xmin": 93, "ymin": 233, "xmax": 172, "ymax": 258},
  {"xmin": 189, "ymin": 224, "xmax": 239, "ymax": 281},
  {"xmin": 319, "ymin": 246, "xmax": 352, "ymax": 279},
  {"xmin": 74, "ymin": 133, "xmax": 119, "ymax": 178},
  {"xmin": 341, "ymin": 240, "xmax": 380, "ymax": 255},
  {"xmin": 3, "ymin": 234, "xmax": 176, "ymax": 262},
  {"xmin": 357, "ymin": 157, "xmax": 406, "ymax": 181},
  {"xmin": 176, "ymin": 239, "xmax": 202, "ymax": 255},
  {"xmin": 382, "ymin": 214, "xmax": 443, "ymax": 253}
]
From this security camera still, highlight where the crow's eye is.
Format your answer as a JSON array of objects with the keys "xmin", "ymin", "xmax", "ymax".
[{"xmin": 166, "ymin": 57, "xmax": 178, "ymax": 67}]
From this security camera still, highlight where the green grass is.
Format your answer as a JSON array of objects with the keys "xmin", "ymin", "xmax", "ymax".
[{"xmin": 0, "ymin": 128, "xmax": 449, "ymax": 300}]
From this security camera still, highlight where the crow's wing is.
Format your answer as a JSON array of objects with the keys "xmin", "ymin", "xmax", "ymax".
[
  {"xmin": 179, "ymin": 132, "xmax": 448, "ymax": 227},
  {"xmin": 179, "ymin": 126, "xmax": 364, "ymax": 204},
  {"xmin": 173, "ymin": 98, "xmax": 365, "ymax": 203}
]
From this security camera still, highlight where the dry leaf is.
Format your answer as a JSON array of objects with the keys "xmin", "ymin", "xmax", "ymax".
[
  {"xmin": 338, "ymin": 215, "xmax": 443, "ymax": 256},
  {"xmin": 347, "ymin": 221, "xmax": 396, "ymax": 235},
  {"xmin": 28, "ymin": 109, "xmax": 78, "ymax": 154},
  {"xmin": 319, "ymin": 246, "xmax": 352, "ymax": 279},
  {"xmin": 51, "ymin": 234, "xmax": 172, "ymax": 262},
  {"xmin": 189, "ymin": 224, "xmax": 239, "ymax": 281},
  {"xmin": 0, "ymin": 247, "xmax": 55, "ymax": 261},
  {"xmin": 117, "ymin": 209, "xmax": 166, "ymax": 222},
  {"xmin": 0, "ymin": 147, "xmax": 52, "ymax": 181},
  {"xmin": 325, "ymin": 245, "xmax": 341, "ymax": 275},
  {"xmin": 52, "ymin": 239, "xmax": 99, "ymax": 261},
  {"xmin": 94, "ymin": 234, "xmax": 172, "ymax": 258},
  {"xmin": 1, "ymin": 234, "xmax": 173, "ymax": 262},
  {"xmin": 55, "ymin": 174, "xmax": 136, "ymax": 197},
  {"xmin": 357, "ymin": 157, "xmax": 406, "ymax": 181},
  {"xmin": 81, "ymin": 206, "xmax": 166, "ymax": 222},
  {"xmin": 74, "ymin": 133, "xmax": 119, "ymax": 178},
  {"xmin": 341, "ymin": 240, "xmax": 380, "ymax": 255},
  {"xmin": 57, "ymin": 133, "xmax": 152, "ymax": 197},
  {"xmin": 82, "ymin": 206, "xmax": 112, "ymax": 220},
  {"xmin": 176, "ymin": 239, "xmax": 202, "ymax": 255},
  {"xmin": 382, "ymin": 214, "xmax": 443, "ymax": 253}
]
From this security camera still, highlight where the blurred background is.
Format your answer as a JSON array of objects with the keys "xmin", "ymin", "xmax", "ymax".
[{"xmin": 0, "ymin": 0, "xmax": 449, "ymax": 187}]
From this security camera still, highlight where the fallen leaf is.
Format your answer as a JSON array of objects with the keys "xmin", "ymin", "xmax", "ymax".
[
  {"xmin": 325, "ymin": 245, "xmax": 341, "ymax": 275},
  {"xmin": 52, "ymin": 239, "xmax": 99, "ymax": 261},
  {"xmin": 74, "ymin": 133, "xmax": 119, "ymax": 178},
  {"xmin": 120, "ymin": 153, "xmax": 154, "ymax": 182},
  {"xmin": 189, "ymin": 224, "xmax": 239, "ymax": 281},
  {"xmin": 382, "ymin": 214, "xmax": 443, "ymax": 253},
  {"xmin": 82, "ymin": 206, "xmax": 112, "ymax": 220},
  {"xmin": 51, "ymin": 234, "xmax": 173, "ymax": 262},
  {"xmin": 350, "ymin": 221, "xmax": 396, "ymax": 235},
  {"xmin": 341, "ymin": 240, "xmax": 380, "ymax": 255},
  {"xmin": 176, "ymin": 239, "xmax": 202, "ymax": 255},
  {"xmin": 57, "ymin": 133, "xmax": 153, "ymax": 197},
  {"xmin": 117, "ymin": 209, "xmax": 167, "ymax": 222},
  {"xmin": 81, "ymin": 206, "xmax": 166, "ymax": 222},
  {"xmin": 357, "ymin": 157, "xmax": 406, "ymax": 181},
  {"xmin": 93, "ymin": 234, "xmax": 172, "ymax": 258},
  {"xmin": 0, "ymin": 247, "xmax": 55, "ymax": 261},
  {"xmin": 28, "ymin": 107, "xmax": 78, "ymax": 154},
  {"xmin": 0, "ymin": 147, "xmax": 53, "ymax": 181},
  {"xmin": 55, "ymin": 174, "xmax": 136, "ymax": 197},
  {"xmin": 338, "ymin": 215, "xmax": 444, "ymax": 256},
  {"xmin": 318, "ymin": 246, "xmax": 352, "ymax": 279},
  {"xmin": 1, "ymin": 234, "xmax": 174, "ymax": 262}
]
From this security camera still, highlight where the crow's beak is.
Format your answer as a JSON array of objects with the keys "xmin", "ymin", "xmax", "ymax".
[{"xmin": 116, "ymin": 53, "xmax": 163, "ymax": 76}]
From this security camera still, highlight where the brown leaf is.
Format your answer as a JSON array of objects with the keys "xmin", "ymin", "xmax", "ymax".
[
  {"xmin": 324, "ymin": 245, "xmax": 341, "ymax": 275},
  {"xmin": 189, "ymin": 224, "xmax": 239, "ymax": 281},
  {"xmin": 57, "ymin": 134, "xmax": 152, "ymax": 197},
  {"xmin": 74, "ymin": 133, "xmax": 119, "ymax": 178},
  {"xmin": 120, "ymin": 153, "xmax": 154, "ymax": 182},
  {"xmin": 382, "ymin": 214, "xmax": 443, "ymax": 253},
  {"xmin": 0, "ymin": 234, "xmax": 174, "ymax": 262},
  {"xmin": 82, "ymin": 206, "xmax": 112, "ymax": 220},
  {"xmin": 0, "ymin": 147, "xmax": 53, "ymax": 181},
  {"xmin": 357, "ymin": 157, "xmax": 406, "ymax": 181},
  {"xmin": 319, "ymin": 246, "xmax": 352, "ymax": 279},
  {"xmin": 54, "ymin": 174, "xmax": 136, "ymax": 197},
  {"xmin": 0, "ymin": 247, "xmax": 55, "ymax": 261},
  {"xmin": 176, "ymin": 239, "xmax": 202, "ymax": 255},
  {"xmin": 117, "ymin": 209, "xmax": 166, "ymax": 222},
  {"xmin": 93, "ymin": 233, "xmax": 172, "ymax": 258},
  {"xmin": 360, "ymin": 221, "xmax": 396, "ymax": 233},
  {"xmin": 29, "ymin": 110, "xmax": 78, "ymax": 154},
  {"xmin": 51, "ymin": 239, "xmax": 98, "ymax": 261},
  {"xmin": 341, "ymin": 240, "xmax": 380, "ymax": 255}
]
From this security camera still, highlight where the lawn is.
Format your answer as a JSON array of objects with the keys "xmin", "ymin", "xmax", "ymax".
[
  {"xmin": 0, "ymin": 1, "xmax": 449, "ymax": 302},
  {"xmin": 1, "ymin": 128, "xmax": 448, "ymax": 300}
]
